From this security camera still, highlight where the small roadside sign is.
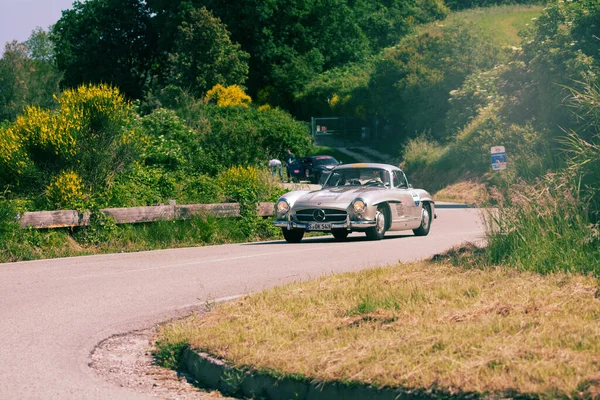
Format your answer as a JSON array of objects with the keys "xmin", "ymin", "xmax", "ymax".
[{"xmin": 491, "ymin": 146, "xmax": 507, "ymax": 171}]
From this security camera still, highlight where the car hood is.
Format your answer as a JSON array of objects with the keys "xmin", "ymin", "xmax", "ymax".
[{"xmin": 293, "ymin": 186, "xmax": 384, "ymax": 208}]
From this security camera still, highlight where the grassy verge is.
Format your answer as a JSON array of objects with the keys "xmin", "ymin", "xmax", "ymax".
[
  {"xmin": 0, "ymin": 215, "xmax": 279, "ymax": 263},
  {"xmin": 433, "ymin": 181, "xmax": 489, "ymax": 204},
  {"xmin": 156, "ymin": 257, "xmax": 600, "ymax": 399},
  {"xmin": 434, "ymin": 5, "xmax": 543, "ymax": 47}
]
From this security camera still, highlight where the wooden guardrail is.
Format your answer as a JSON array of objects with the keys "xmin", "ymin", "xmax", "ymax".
[{"xmin": 18, "ymin": 202, "xmax": 275, "ymax": 229}]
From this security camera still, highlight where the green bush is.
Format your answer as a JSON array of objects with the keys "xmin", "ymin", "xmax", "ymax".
[
  {"xmin": 216, "ymin": 166, "xmax": 281, "ymax": 239},
  {"xmin": 154, "ymin": 340, "xmax": 189, "ymax": 370},
  {"xmin": 141, "ymin": 108, "xmax": 190, "ymax": 171},
  {"xmin": 0, "ymin": 196, "xmax": 16, "ymax": 243},
  {"xmin": 401, "ymin": 135, "xmax": 447, "ymax": 171},
  {"xmin": 73, "ymin": 211, "xmax": 118, "ymax": 246},
  {"xmin": 201, "ymin": 104, "xmax": 312, "ymax": 173},
  {"xmin": 176, "ymin": 173, "xmax": 224, "ymax": 205},
  {"xmin": 102, "ymin": 164, "xmax": 168, "ymax": 208}
]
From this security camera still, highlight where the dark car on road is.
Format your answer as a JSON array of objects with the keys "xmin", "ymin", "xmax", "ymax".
[{"xmin": 289, "ymin": 155, "xmax": 340, "ymax": 184}]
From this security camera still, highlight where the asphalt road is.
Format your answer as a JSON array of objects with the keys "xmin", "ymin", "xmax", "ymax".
[{"xmin": 0, "ymin": 204, "xmax": 485, "ymax": 399}]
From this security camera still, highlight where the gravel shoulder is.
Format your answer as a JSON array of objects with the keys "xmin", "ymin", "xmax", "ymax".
[{"xmin": 90, "ymin": 321, "xmax": 238, "ymax": 400}]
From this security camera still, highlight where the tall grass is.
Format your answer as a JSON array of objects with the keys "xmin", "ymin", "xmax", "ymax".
[
  {"xmin": 485, "ymin": 172, "xmax": 600, "ymax": 276},
  {"xmin": 484, "ymin": 79, "xmax": 600, "ymax": 275}
]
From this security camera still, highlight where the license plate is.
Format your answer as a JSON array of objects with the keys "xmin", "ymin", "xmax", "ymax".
[{"xmin": 307, "ymin": 222, "xmax": 331, "ymax": 231}]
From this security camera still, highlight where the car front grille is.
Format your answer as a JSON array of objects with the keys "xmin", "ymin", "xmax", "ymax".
[{"xmin": 295, "ymin": 208, "xmax": 347, "ymax": 223}]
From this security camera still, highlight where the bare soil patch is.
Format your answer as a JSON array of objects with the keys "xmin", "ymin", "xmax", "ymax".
[{"xmin": 90, "ymin": 325, "xmax": 238, "ymax": 399}]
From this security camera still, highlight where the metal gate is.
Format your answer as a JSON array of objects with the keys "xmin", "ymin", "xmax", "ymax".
[{"xmin": 310, "ymin": 116, "xmax": 379, "ymax": 146}]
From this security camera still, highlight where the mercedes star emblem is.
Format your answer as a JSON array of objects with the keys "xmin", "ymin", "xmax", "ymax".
[{"xmin": 313, "ymin": 209, "xmax": 326, "ymax": 222}]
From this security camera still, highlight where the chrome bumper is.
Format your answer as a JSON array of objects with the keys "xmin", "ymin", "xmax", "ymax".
[{"xmin": 273, "ymin": 218, "xmax": 376, "ymax": 230}]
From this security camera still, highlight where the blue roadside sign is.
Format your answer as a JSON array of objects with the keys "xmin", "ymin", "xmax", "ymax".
[{"xmin": 491, "ymin": 146, "xmax": 507, "ymax": 171}]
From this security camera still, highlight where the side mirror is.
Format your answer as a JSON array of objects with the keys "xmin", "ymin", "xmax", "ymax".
[{"xmin": 408, "ymin": 183, "xmax": 413, "ymax": 189}]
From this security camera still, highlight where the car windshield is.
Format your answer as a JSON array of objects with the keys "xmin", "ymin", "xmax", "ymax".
[
  {"xmin": 323, "ymin": 167, "xmax": 389, "ymax": 188},
  {"xmin": 312, "ymin": 156, "xmax": 338, "ymax": 166}
]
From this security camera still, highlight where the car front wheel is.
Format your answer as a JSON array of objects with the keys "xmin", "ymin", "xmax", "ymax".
[
  {"xmin": 365, "ymin": 206, "xmax": 386, "ymax": 240},
  {"xmin": 413, "ymin": 203, "xmax": 431, "ymax": 236},
  {"xmin": 282, "ymin": 228, "xmax": 305, "ymax": 243}
]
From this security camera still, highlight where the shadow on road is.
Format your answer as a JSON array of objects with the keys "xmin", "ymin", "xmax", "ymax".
[{"xmin": 243, "ymin": 233, "xmax": 414, "ymax": 246}]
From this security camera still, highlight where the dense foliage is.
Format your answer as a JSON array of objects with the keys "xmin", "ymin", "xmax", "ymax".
[
  {"xmin": 0, "ymin": 31, "xmax": 61, "ymax": 122},
  {"xmin": 52, "ymin": 0, "xmax": 156, "ymax": 99},
  {"xmin": 403, "ymin": 0, "xmax": 599, "ymax": 181},
  {"xmin": 47, "ymin": 0, "xmax": 451, "ymax": 110},
  {"xmin": 398, "ymin": 0, "xmax": 600, "ymax": 274}
]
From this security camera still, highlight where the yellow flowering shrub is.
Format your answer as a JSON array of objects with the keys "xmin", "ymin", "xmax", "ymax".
[
  {"xmin": 58, "ymin": 84, "xmax": 131, "ymax": 129},
  {"xmin": 46, "ymin": 170, "xmax": 88, "ymax": 210},
  {"xmin": 329, "ymin": 93, "xmax": 341, "ymax": 108},
  {"xmin": 257, "ymin": 104, "xmax": 273, "ymax": 112},
  {"xmin": 205, "ymin": 84, "xmax": 252, "ymax": 108},
  {"xmin": 6, "ymin": 84, "xmax": 132, "ymax": 164},
  {"xmin": 0, "ymin": 125, "xmax": 28, "ymax": 176},
  {"xmin": 217, "ymin": 165, "xmax": 264, "ymax": 202},
  {"xmin": 1, "ymin": 83, "xmax": 145, "ymax": 197},
  {"xmin": 12, "ymin": 106, "xmax": 76, "ymax": 158}
]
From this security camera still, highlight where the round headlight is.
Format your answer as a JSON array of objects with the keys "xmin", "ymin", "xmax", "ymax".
[
  {"xmin": 277, "ymin": 199, "xmax": 290, "ymax": 214},
  {"xmin": 353, "ymin": 199, "xmax": 366, "ymax": 213}
]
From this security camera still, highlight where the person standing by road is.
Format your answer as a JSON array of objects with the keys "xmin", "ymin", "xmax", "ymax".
[
  {"xmin": 285, "ymin": 149, "xmax": 295, "ymax": 182},
  {"xmin": 268, "ymin": 158, "xmax": 283, "ymax": 179}
]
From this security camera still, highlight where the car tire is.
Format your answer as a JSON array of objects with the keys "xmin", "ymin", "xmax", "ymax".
[
  {"xmin": 332, "ymin": 229, "xmax": 349, "ymax": 240},
  {"xmin": 413, "ymin": 203, "xmax": 432, "ymax": 236},
  {"xmin": 282, "ymin": 228, "xmax": 305, "ymax": 243},
  {"xmin": 365, "ymin": 205, "xmax": 386, "ymax": 240}
]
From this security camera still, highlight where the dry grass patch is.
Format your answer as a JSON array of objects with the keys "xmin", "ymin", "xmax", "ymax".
[
  {"xmin": 433, "ymin": 180, "xmax": 488, "ymax": 205},
  {"xmin": 157, "ymin": 262, "xmax": 600, "ymax": 398}
]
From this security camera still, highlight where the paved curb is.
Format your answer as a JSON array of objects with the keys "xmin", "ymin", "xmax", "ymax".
[
  {"xmin": 181, "ymin": 349, "xmax": 428, "ymax": 400},
  {"xmin": 434, "ymin": 203, "xmax": 476, "ymax": 209}
]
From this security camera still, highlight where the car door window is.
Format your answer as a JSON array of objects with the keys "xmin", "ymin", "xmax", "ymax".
[{"xmin": 392, "ymin": 171, "xmax": 408, "ymax": 188}]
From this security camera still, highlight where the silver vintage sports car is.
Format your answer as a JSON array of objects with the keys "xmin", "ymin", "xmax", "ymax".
[{"xmin": 274, "ymin": 163, "xmax": 435, "ymax": 243}]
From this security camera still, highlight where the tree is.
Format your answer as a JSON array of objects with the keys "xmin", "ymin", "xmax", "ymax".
[
  {"xmin": 148, "ymin": 0, "xmax": 447, "ymax": 110},
  {"xmin": 0, "ymin": 32, "xmax": 61, "ymax": 122},
  {"xmin": 0, "ymin": 41, "xmax": 29, "ymax": 121},
  {"xmin": 51, "ymin": 0, "xmax": 157, "ymax": 99},
  {"xmin": 168, "ymin": 7, "xmax": 249, "ymax": 96},
  {"xmin": 26, "ymin": 27, "xmax": 55, "ymax": 62}
]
